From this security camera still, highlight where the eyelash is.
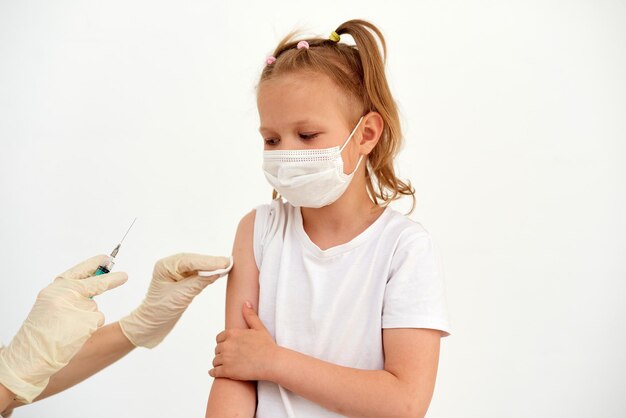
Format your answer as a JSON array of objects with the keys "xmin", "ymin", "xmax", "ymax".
[{"xmin": 265, "ymin": 133, "xmax": 319, "ymax": 145}]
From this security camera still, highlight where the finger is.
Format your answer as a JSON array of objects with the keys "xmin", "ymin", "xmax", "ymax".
[
  {"xmin": 163, "ymin": 274, "xmax": 216, "ymax": 303},
  {"xmin": 212, "ymin": 354, "xmax": 222, "ymax": 367},
  {"xmin": 214, "ymin": 343, "xmax": 221, "ymax": 355},
  {"xmin": 177, "ymin": 253, "xmax": 232, "ymax": 276},
  {"xmin": 208, "ymin": 366, "xmax": 223, "ymax": 378},
  {"xmin": 58, "ymin": 255, "xmax": 109, "ymax": 281},
  {"xmin": 184, "ymin": 274, "xmax": 217, "ymax": 294},
  {"xmin": 242, "ymin": 302, "xmax": 266, "ymax": 331},
  {"xmin": 216, "ymin": 331, "xmax": 226, "ymax": 344},
  {"xmin": 81, "ymin": 271, "xmax": 129, "ymax": 298},
  {"xmin": 95, "ymin": 310, "xmax": 105, "ymax": 328},
  {"xmin": 185, "ymin": 272, "xmax": 226, "ymax": 290}
]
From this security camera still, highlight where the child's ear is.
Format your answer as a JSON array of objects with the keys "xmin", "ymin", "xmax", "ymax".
[{"xmin": 360, "ymin": 111, "xmax": 384, "ymax": 153}]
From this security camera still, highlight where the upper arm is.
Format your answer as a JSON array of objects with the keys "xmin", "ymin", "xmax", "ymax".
[
  {"xmin": 382, "ymin": 328, "xmax": 443, "ymax": 418},
  {"xmin": 225, "ymin": 209, "xmax": 260, "ymax": 329},
  {"xmin": 206, "ymin": 209, "xmax": 259, "ymax": 418}
]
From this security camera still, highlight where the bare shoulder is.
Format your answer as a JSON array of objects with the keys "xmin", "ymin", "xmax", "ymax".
[{"xmin": 237, "ymin": 209, "xmax": 256, "ymax": 237}]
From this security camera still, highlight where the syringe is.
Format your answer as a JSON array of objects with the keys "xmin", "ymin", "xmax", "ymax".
[{"xmin": 94, "ymin": 217, "xmax": 137, "ymax": 276}]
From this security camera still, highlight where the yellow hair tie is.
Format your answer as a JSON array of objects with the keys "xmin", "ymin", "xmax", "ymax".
[{"xmin": 329, "ymin": 31, "xmax": 340, "ymax": 42}]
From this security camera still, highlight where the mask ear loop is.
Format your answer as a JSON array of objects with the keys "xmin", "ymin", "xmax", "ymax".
[
  {"xmin": 339, "ymin": 116, "xmax": 365, "ymax": 152},
  {"xmin": 339, "ymin": 116, "xmax": 366, "ymax": 177}
]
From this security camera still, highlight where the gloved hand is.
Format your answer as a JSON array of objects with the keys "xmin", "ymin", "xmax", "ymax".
[
  {"xmin": 119, "ymin": 253, "xmax": 233, "ymax": 349},
  {"xmin": 0, "ymin": 255, "xmax": 128, "ymax": 403}
]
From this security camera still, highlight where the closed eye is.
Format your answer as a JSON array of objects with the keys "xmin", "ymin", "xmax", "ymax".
[
  {"xmin": 264, "ymin": 132, "xmax": 320, "ymax": 146},
  {"xmin": 299, "ymin": 133, "xmax": 319, "ymax": 140}
]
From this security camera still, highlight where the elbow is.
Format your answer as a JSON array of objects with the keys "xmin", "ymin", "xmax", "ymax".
[
  {"xmin": 400, "ymin": 394, "xmax": 427, "ymax": 418},
  {"xmin": 412, "ymin": 406, "xmax": 427, "ymax": 418},
  {"xmin": 400, "ymin": 404, "xmax": 425, "ymax": 418}
]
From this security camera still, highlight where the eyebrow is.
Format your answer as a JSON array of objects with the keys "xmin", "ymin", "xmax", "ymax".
[{"xmin": 258, "ymin": 119, "xmax": 321, "ymax": 133}]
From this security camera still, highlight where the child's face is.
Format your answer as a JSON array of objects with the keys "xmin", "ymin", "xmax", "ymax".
[{"xmin": 257, "ymin": 71, "xmax": 360, "ymax": 151}]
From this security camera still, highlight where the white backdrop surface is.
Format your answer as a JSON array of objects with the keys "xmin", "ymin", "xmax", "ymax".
[{"xmin": 1, "ymin": 1, "xmax": 624, "ymax": 417}]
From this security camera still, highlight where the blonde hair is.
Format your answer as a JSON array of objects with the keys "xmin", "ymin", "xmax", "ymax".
[{"xmin": 257, "ymin": 19, "xmax": 416, "ymax": 214}]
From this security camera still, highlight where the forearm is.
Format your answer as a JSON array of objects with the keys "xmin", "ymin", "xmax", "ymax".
[
  {"xmin": 205, "ymin": 377, "xmax": 256, "ymax": 418},
  {"xmin": 270, "ymin": 347, "xmax": 415, "ymax": 418},
  {"xmin": 7, "ymin": 321, "xmax": 135, "ymax": 411}
]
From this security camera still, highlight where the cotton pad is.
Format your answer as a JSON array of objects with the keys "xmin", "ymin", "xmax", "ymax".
[{"xmin": 198, "ymin": 255, "xmax": 233, "ymax": 277}]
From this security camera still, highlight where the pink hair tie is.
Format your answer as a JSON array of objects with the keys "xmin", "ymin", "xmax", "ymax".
[
  {"xmin": 265, "ymin": 56, "xmax": 276, "ymax": 66},
  {"xmin": 297, "ymin": 40, "xmax": 309, "ymax": 50}
]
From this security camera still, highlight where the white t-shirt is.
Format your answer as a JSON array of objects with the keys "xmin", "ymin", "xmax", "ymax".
[{"xmin": 253, "ymin": 199, "xmax": 452, "ymax": 418}]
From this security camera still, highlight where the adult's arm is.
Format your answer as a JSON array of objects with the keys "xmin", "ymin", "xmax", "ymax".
[
  {"xmin": 0, "ymin": 382, "xmax": 15, "ymax": 414},
  {"xmin": 4, "ymin": 321, "xmax": 135, "ymax": 412}
]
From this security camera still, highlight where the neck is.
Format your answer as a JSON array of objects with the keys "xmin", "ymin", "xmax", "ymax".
[{"xmin": 299, "ymin": 169, "xmax": 382, "ymax": 232}]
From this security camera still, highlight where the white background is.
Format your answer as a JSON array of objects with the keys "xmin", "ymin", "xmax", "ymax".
[{"xmin": 1, "ymin": 1, "xmax": 625, "ymax": 417}]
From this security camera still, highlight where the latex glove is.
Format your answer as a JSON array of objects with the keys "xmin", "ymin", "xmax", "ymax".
[
  {"xmin": 119, "ymin": 253, "xmax": 233, "ymax": 349},
  {"xmin": 0, "ymin": 255, "xmax": 128, "ymax": 403}
]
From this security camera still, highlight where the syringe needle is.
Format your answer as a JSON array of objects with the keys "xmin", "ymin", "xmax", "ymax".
[
  {"xmin": 119, "ymin": 217, "xmax": 137, "ymax": 246},
  {"xmin": 110, "ymin": 218, "xmax": 137, "ymax": 258},
  {"xmin": 94, "ymin": 218, "xmax": 138, "ymax": 287}
]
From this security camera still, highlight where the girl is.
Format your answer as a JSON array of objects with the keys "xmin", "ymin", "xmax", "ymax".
[{"xmin": 206, "ymin": 19, "xmax": 451, "ymax": 418}]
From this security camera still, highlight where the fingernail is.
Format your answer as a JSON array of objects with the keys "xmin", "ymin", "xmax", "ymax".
[{"xmin": 245, "ymin": 300, "xmax": 252, "ymax": 309}]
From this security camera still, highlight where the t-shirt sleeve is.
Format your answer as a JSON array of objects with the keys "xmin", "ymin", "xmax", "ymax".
[{"xmin": 382, "ymin": 228, "xmax": 452, "ymax": 337}]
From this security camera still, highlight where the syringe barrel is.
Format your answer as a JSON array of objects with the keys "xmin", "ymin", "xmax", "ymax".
[{"xmin": 94, "ymin": 256, "xmax": 116, "ymax": 276}]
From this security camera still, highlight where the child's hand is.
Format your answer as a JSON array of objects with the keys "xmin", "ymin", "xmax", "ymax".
[{"xmin": 209, "ymin": 302, "xmax": 278, "ymax": 381}]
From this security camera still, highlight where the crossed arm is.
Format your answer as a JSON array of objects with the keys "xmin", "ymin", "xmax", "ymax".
[{"xmin": 205, "ymin": 210, "xmax": 443, "ymax": 418}]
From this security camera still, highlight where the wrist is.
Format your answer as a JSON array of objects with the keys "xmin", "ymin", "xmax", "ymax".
[
  {"xmin": 0, "ymin": 383, "xmax": 15, "ymax": 415},
  {"xmin": 0, "ymin": 351, "xmax": 44, "ymax": 404},
  {"xmin": 266, "ymin": 345, "xmax": 287, "ymax": 383},
  {"xmin": 117, "ymin": 316, "xmax": 141, "ymax": 348},
  {"xmin": 118, "ymin": 309, "xmax": 177, "ymax": 349}
]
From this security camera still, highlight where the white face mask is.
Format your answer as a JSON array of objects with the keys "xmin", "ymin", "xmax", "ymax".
[{"xmin": 262, "ymin": 116, "xmax": 365, "ymax": 208}]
